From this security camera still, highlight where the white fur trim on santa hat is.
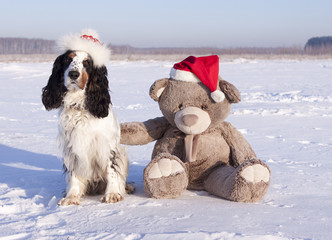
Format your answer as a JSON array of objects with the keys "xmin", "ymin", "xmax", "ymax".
[
  {"xmin": 58, "ymin": 29, "xmax": 110, "ymax": 67},
  {"xmin": 170, "ymin": 67, "xmax": 225, "ymax": 103},
  {"xmin": 170, "ymin": 67, "xmax": 200, "ymax": 83},
  {"xmin": 211, "ymin": 90, "xmax": 225, "ymax": 102}
]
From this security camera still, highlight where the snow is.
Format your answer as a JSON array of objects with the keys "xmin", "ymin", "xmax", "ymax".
[{"xmin": 1, "ymin": 58, "xmax": 332, "ymax": 239}]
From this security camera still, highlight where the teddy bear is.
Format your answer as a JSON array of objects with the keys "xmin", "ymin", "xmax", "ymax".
[{"xmin": 121, "ymin": 55, "xmax": 271, "ymax": 202}]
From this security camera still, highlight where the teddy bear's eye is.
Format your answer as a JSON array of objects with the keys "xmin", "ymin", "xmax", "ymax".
[
  {"xmin": 178, "ymin": 104, "xmax": 183, "ymax": 109},
  {"xmin": 201, "ymin": 105, "xmax": 208, "ymax": 110}
]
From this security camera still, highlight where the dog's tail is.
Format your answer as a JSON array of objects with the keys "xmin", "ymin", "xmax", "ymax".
[{"xmin": 125, "ymin": 182, "xmax": 136, "ymax": 194}]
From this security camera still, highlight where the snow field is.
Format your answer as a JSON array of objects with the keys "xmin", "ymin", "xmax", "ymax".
[{"xmin": 0, "ymin": 58, "xmax": 331, "ymax": 239}]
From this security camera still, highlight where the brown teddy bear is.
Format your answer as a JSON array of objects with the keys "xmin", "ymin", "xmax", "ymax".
[{"xmin": 121, "ymin": 55, "xmax": 271, "ymax": 202}]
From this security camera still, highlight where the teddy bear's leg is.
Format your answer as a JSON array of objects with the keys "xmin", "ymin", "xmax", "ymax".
[
  {"xmin": 144, "ymin": 153, "xmax": 188, "ymax": 199},
  {"xmin": 204, "ymin": 159, "xmax": 270, "ymax": 202}
]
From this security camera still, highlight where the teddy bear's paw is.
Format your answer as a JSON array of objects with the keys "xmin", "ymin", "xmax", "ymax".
[
  {"xmin": 234, "ymin": 159, "xmax": 271, "ymax": 202},
  {"xmin": 144, "ymin": 153, "xmax": 188, "ymax": 199},
  {"xmin": 148, "ymin": 157, "xmax": 185, "ymax": 179},
  {"xmin": 240, "ymin": 163, "xmax": 270, "ymax": 183},
  {"xmin": 203, "ymin": 159, "xmax": 270, "ymax": 202}
]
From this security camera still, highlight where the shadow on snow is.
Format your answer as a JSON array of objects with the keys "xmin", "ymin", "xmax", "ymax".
[{"xmin": 0, "ymin": 144, "xmax": 146, "ymax": 205}]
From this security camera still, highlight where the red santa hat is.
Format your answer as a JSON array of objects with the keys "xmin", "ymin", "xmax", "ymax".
[
  {"xmin": 58, "ymin": 29, "xmax": 111, "ymax": 67},
  {"xmin": 170, "ymin": 55, "xmax": 225, "ymax": 102}
]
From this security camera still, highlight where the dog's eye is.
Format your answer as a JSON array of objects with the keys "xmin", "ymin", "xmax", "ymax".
[
  {"xmin": 64, "ymin": 56, "xmax": 72, "ymax": 64},
  {"xmin": 178, "ymin": 104, "xmax": 183, "ymax": 109},
  {"xmin": 201, "ymin": 105, "xmax": 208, "ymax": 110},
  {"xmin": 83, "ymin": 60, "xmax": 90, "ymax": 67}
]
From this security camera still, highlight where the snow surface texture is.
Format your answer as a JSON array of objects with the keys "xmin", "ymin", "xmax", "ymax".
[{"xmin": 0, "ymin": 58, "xmax": 332, "ymax": 239}]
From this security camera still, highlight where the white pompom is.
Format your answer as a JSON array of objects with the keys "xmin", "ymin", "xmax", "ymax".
[{"xmin": 211, "ymin": 90, "xmax": 225, "ymax": 103}]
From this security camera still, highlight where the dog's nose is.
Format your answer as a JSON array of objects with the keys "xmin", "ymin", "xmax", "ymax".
[
  {"xmin": 68, "ymin": 71, "xmax": 80, "ymax": 80},
  {"xmin": 182, "ymin": 114, "xmax": 198, "ymax": 127}
]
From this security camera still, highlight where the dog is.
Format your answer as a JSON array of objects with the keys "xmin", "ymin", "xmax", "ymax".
[{"xmin": 42, "ymin": 30, "xmax": 133, "ymax": 205}]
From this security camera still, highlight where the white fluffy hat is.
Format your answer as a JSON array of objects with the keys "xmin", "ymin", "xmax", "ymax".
[{"xmin": 58, "ymin": 29, "xmax": 111, "ymax": 67}]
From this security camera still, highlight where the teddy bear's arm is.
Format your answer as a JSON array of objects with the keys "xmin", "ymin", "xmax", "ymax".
[
  {"xmin": 220, "ymin": 122, "xmax": 257, "ymax": 167},
  {"xmin": 120, "ymin": 117, "xmax": 171, "ymax": 145}
]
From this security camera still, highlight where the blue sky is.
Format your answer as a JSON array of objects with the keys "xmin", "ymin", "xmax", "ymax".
[{"xmin": 1, "ymin": 0, "xmax": 331, "ymax": 48}]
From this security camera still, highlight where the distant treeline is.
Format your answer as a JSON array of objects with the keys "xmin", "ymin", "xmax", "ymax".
[
  {"xmin": 304, "ymin": 36, "xmax": 332, "ymax": 54},
  {"xmin": 108, "ymin": 44, "xmax": 303, "ymax": 55},
  {"xmin": 1, "ymin": 37, "xmax": 332, "ymax": 55},
  {"xmin": 0, "ymin": 38, "xmax": 56, "ymax": 54}
]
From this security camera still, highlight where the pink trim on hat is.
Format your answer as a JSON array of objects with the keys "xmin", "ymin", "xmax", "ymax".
[{"xmin": 80, "ymin": 34, "xmax": 101, "ymax": 45}]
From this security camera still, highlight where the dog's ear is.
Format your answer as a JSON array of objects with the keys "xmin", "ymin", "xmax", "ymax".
[
  {"xmin": 42, "ymin": 53, "xmax": 68, "ymax": 110},
  {"xmin": 149, "ymin": 78, "xmax": 169, "ymax": 101},
  {"xmin": 85, "ymin": 65, "xmax": 111, "ymax": 118},
  {"xmin": 219, "ymin": 77, "xmax": 241, "ymax": 103}
]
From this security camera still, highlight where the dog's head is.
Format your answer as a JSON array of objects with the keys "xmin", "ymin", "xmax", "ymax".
[
  {"xmin": 64, "ymin": 50, "xmax": 92, "ymax": 91},
  {"xmin": 42, "ymin": 49, "xmax": 111, "ymax": 118}
]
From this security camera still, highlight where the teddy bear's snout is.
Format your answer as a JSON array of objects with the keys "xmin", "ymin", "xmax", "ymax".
[
  {"xmin": 182, "ymin": 114, "xmax": 198, "ymax": 127},
  {"xmin": 174, "ymin": 107, "xmax": 211, "ymax": 135}
]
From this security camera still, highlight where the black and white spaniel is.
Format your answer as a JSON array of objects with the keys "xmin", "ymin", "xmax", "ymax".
[{"xmin": 42, "ymin": 30, "xmax": 132, "ymax": 205}]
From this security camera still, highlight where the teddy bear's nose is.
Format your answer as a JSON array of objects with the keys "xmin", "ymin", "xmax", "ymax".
[{"xmin": 182, "ymin": 114, "xmax": 198, "ymax": 127}]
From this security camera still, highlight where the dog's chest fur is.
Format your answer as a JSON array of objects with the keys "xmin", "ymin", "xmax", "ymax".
[{"xmin": 57, "ymin": 90, "xmax": 120, "ymax": 181}]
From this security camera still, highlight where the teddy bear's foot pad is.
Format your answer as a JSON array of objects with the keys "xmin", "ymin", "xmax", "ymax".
[
  {"xmin": 144, "ymin": 153, "xmax": 188, "ymax": 199},
  {"xmin": 240, "ymin": 164, "xmax": 270, "ymax": 183},
  {"xmin": 204, "ymin": 159, "xmax": 270, "ymax": 202},
  {"xmin": 148, "ymin": 158, "xmax": 185, "ymax": 179},
  {"xmin": 233, "ymin": 159, "xmax": 271, "ymax": 202}
]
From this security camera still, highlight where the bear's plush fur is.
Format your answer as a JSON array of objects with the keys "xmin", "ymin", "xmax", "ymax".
[{"xmin": 121, "ymin": 75, "xmax": 271, "ymax": 202}]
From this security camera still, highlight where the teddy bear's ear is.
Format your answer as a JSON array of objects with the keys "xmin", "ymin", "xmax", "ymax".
[
  {"xmin": 219, "ymin": 77, "xmax": 241, "ymax": 103},
  {"xmin": 149, "ymin": 78, "xmax": 169, "ymax": 101}
]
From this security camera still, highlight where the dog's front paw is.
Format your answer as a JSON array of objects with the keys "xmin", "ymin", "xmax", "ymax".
[
  {"xmin": 58, "ymin": 195, "xmax": 81, "ymax": 206},
  {"xmin": 101, "ymin": 193, "xmax": 124, "ymax": 203}
]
